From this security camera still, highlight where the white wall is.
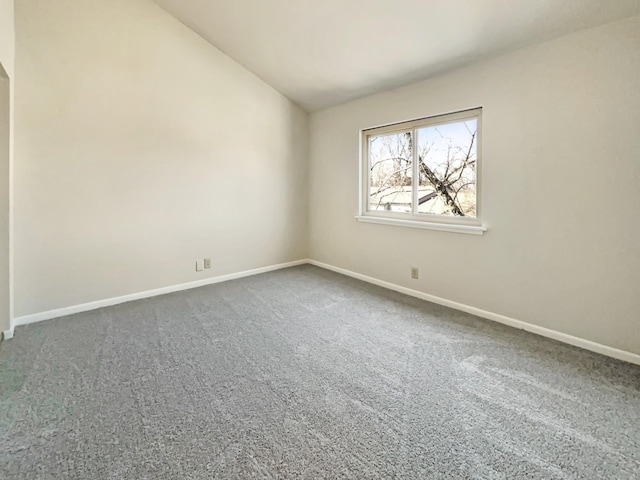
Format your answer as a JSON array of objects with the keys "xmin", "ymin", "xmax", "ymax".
[
  {"xmin": 0, "ymin": 0, "xmax": 14, "ymax": 335},
  {"xmin": 309, "ymin": 16, "xmax": 640, "ymax": 355},
  {"xmin": 0, "ymin": 68, "xmax": 9, "ymax": 334},
  {"xmin": 0, "ymin": 0, "xmax": 14, "ymax": 79},
  {"xmin": 14, "ymin": 0, "xmax": 309, "ymax": 316}
]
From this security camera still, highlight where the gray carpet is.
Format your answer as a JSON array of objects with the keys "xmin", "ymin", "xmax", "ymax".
[{"xmin": 1, "ymin": 265, "xmax": 639, "ymax": 479}]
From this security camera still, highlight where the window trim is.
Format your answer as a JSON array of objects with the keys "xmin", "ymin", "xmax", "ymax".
[{"xmin": 358, "ymin": 107, "xmax": 486, "ymax": 235}]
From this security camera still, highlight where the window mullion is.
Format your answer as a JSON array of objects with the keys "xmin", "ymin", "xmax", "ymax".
[{"xmin": 412, "ymin": 128, "xmax": 419, "ymax": 215}]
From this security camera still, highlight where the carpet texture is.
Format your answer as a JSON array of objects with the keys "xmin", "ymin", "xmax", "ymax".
[{"xmin": 1, "ymin": 265, "xmax": 639, "ymax": 479}]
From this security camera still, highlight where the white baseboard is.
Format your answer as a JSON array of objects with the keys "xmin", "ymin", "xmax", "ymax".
[
  {"xmin": 8, "ymin": 257, "xmax": 640, "ymax": 366},
  {"xmin": 308, "ymin": 260, "xmax": 640, "ymax": 366},
  {"xmin": 2, "ymin": 326, "xmax": 14, "ymax": 340},
  {"xmin": 12, "ymin": 259, "xmax": 309, "ymax": 329}
]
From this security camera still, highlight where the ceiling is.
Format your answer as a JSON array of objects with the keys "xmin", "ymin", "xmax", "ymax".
[{"xmin": 154, "ymin": 0, "xmax": 640, "ymax": 112}]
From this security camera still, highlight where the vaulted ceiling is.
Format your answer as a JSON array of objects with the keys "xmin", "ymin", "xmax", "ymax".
[{"xmin": 154, "ymin": 0, "xmax": 640, "ymax": 111}]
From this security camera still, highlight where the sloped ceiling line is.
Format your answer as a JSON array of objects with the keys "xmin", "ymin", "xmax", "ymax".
[{"xmin": 154, "ymin": 0, "xmax": 640, "ymax": 111}]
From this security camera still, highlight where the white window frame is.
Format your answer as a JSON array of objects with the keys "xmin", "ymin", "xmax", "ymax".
[{"xmin": 357, "ymin": 107, "xmax": 486, "ymax": 235}]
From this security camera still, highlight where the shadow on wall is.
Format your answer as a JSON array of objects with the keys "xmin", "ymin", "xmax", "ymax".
[{"xmin": 0, "ymin": 62, "xmax": 9, "ymax": 336}]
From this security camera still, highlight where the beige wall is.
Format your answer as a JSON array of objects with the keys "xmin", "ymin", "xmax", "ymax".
[
  {"xmin": 0, "ymin": 68, "xmax": 9, "ymax": 334},
  {"xmin": 14, "ymin": 0, "xmax": 309, "ymax": 316},
  {"xmin": 0, "ymin": 0, "xmax": 14, "ymax": 335},
  {"xmin": 0, "ymin": 0, "xmax": 14, "ymax": 79},
  {"xmin": 309, "ymin": 16, "xmax": 640, "ymax": 354}
]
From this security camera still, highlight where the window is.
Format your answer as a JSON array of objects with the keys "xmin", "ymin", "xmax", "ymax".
[{"xmin": 358, "ymin": 108, "xmax": 485, "ymax": 234}]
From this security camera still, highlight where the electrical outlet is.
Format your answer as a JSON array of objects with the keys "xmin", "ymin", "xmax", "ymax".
[
  {"xmin": 196, "ymin": 260, "xmax": 204, "ymax": 272},
  {"xmin": 411, "ymin": 267, "xmax": 419, "ymax": 279},
  {"xmin": 204, "ymin": 258, "xmax": 211, "ymax": 269}
]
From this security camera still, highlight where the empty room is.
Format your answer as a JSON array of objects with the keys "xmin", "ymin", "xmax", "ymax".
[{"xmin": 1, "ymin": 0, "xmax": 640, "ymax": 478}]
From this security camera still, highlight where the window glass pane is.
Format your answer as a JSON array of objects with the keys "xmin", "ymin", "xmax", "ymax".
[
  {"xmin": 416, "ymin": 119, "xmax": 477, "ymax": 217},
  {"xmin": 368, "ymin": 131, "xmax": 412, "ymax": 213}
]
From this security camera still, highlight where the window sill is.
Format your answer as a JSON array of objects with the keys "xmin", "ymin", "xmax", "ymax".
[{"xmin": 355, "ymin": 215, "xmax": 487, "ymax": 235}]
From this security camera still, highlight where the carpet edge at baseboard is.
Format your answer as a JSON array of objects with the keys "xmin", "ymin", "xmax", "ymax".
[
  {"xmin": 2, "ymin": 326, "xmax": 13, "ymax": 340},
  {"xmin": 9, "ymin": 257, "xmax": 640, "ymax": 367},
  {"xmin": 11, "ymin": 259, "xmax": 311, "ymax": 331},
  {"xmin": 307, "ymin": 259, "xmax": 640, "ymax": 367}
]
